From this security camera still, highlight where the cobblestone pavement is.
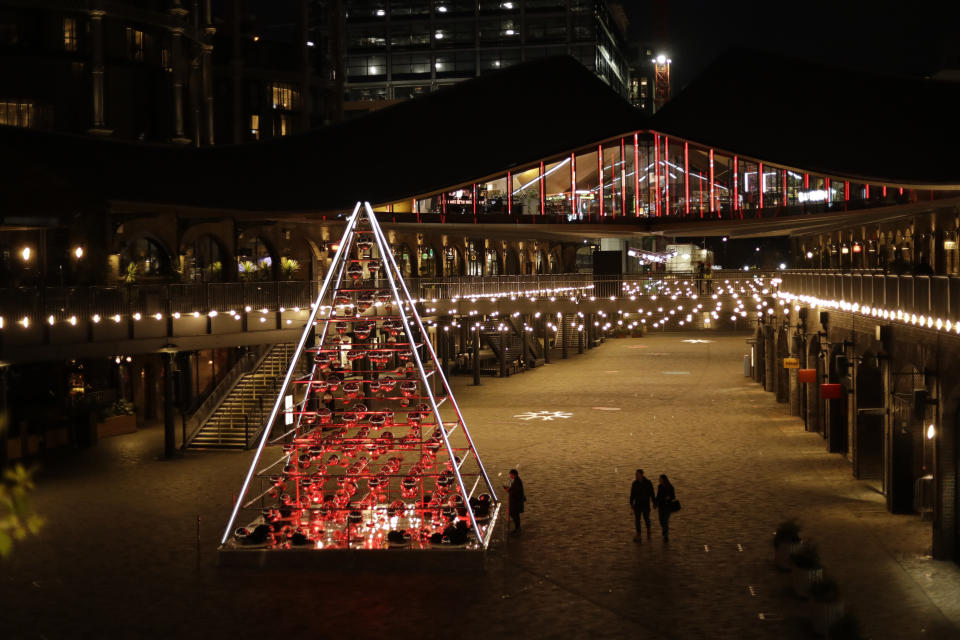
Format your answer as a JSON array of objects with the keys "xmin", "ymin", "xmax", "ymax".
[{"xmin": 4, "ymin": 333, "xmax": 960, "ymax": 639}]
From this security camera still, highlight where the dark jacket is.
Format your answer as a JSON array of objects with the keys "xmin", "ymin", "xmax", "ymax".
[
  {"xmin": 655, "ymin": 483, "xmax": 676, "ymax": 512},
  {"xmin": 630, "ymin": 478, "xmax": 655, "ymax": 511},
  {"xmin": 507, "ymin": 478, "xmax": 525, "ymax": 515}
]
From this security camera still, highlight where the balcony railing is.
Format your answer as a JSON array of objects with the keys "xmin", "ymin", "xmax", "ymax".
[{"xmin": 779, "ymin": 269, "xmax": 960, "ymax": 322}]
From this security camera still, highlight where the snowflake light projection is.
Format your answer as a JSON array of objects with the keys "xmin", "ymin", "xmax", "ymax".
[
  {"xmin": 513, "ymin": 410, "xmax": 574, "ymax": 421},
  {"xmin": 220, "ymin": 203, "xmax": 499, "ymax": 554}
]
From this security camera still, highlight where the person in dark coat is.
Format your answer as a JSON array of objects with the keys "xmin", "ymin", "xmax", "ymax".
[
  {"xmin": 502, "ymin": 469, "xmax": 525, "ymax": 534},
  {"xmin": 654, "ymin": 474, "xmax": 676, "ymax": 543},
  {"xmin": 629, "ymin": 469, "xmax": 655, "ymax": 542}
]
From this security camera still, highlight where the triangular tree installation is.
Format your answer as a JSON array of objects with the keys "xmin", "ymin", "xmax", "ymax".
[{"xmin": 221, "ymin": 202, "xmax": 500, "ymax": 551}]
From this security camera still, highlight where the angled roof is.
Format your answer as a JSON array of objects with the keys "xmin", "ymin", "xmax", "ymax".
[
  {"xmin": 650, "ymin": 48, "xmax": 960, "ymax": 185},
  {"xmin": 0, "ymin": 56, "xmax": 643, "ymax": 215}
]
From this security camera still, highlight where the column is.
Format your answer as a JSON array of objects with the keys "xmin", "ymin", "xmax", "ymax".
[
  {"xmin": 202, "ymin": 2, "xmax": 215, "ymax": 144},
  {"xmin": 88, "ymin": 6, "xmax": 110, "ymax": 134},
  {"xmin": 163, "ymin": 352, "xmax": 177, "ymax": 458},
  {"xmin": 541, "ymin": 314, "xmax": 550, "ymax": 364},
  {"xmin": 170, "ymin": 27, "xmax": 190, "ymax": 144},
  {"xmin": 472, "ymin": 323, "xmax": 481, "ymax": 386},
  {"xmin": 561, "ymin": 314, "xmax": 568, "ymax": 359},
  {"xmin": 499, "ymin": 329, "xmax": 506, "ymax": 378}
]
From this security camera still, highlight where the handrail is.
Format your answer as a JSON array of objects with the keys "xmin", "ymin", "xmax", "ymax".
[{"xmin": 183, "ymin": 343, "xmax": 272, "ymax": 446}]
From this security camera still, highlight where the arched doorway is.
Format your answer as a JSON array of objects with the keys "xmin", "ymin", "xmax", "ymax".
[
  {"xmin": 575, "ymin": 245, "xmax": 594, "ymax": 273},
  {"xmin": 535, "ymin": 250, "xmax": 548, "ymax": 275},
  {"xmin": 504, "ymin": 249, "xmax": 520, "ymax": 275},
  {"xmin": 121, "ymin": 236, "xmax": 171, "ymax": 282},
  {"xmin": 442, "ymin": 246, "xmax": 462, "ymax": 277},
  {"xmin": 182, "ymin": 234, "xmax": 225, "ymax": 282},
  {"xmin": 418, "ymin": 245, "xmax": 439, "ymax": 278},
  {"xmin": 237, "ymin": 235, "xmax": 274, "ymax": 281},
  {"xmin": 805, "ymin": 334, "xmax": 824, "ymax": 435},
  {"xmin": 484, "ymin": 248, "xmax": 500, "ymax": 275},
  {"xmin": 391, "ymin": 243, "xmax": 414, "ymax": 277},
  {"xmin": 855, "ymin": 354, "xmax": 885, "ymax": 482},
  {"xmin": 466, "ymin": 241, "xmax": 482, "ymax": 276},
  {"xmin": 776, "ymin": 326, "xmax": 789, "ymax": 403}
]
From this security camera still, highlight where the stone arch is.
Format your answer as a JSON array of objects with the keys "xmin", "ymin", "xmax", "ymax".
[
  {"xmin": 483, "ymin": 246, "xmax": 501, "ymax": 276},
  {"xmin": 391, "ymin": 242, "xmax": 415, "ymax": 278},
  {"xmin": 442, "ymin": 245, "xmax": 463, "ymax": 277},
  {"xmin": 181, "ymin": 233, "xmax": 228, "ymax": 282},
  {"xmin": 417, "ymin": 243, "xmax": 440, "ymax": 278},
  {"xmin": 549, "ymin": 247, "xmax": 561, "ymax": 274},
  {"xmin": 536, "ymin": 249, "xmax": 549, "ymax": 275},
  {"xmin": 237, "ymin": 234, "xmax": 277, "ymax": 281},
  {"xmin": 119, "ymin": 234, "xmax": 172, "ymax": 280}
]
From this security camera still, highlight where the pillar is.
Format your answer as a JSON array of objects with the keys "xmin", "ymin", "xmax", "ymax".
[
  {"xmin": 88, "ymin": 6, "xmax": 110, "ymax": 134},
  {"xmin": 789, "ymin": 334, "xmax": 802, "ymax": 416},
  {"xmin": 170, "ymin": 27, "xmax": 190, "ymax": 144},
  {"xmin": 498, "ymin": 329, "xmax": 507, "ymax": 377},
  {"xmin": 202, "ymin": 0, "xmax": 215, "ymax": 144},
  {"xmin": 561, "ymin": 314, "xmax": 568, "ymax": 359},
  {"xmin": 472, "ymin": 324, "xmax": 480, "ymax": 386},
  {"xmin": 163, "ymin": 352, "xmax": 177, "ymax": 458},
  {"xmin": 763, "ymin": 325, "xmax": 775, "ymax": 392},
  {"xmin": 541, "ymin": 314, "xmax": 550, "ymax": 364}
]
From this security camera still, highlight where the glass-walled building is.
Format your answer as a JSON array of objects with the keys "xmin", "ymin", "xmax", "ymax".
[
  {"xmin": 375, "ymin": 129, "xmax": 960, "ymax": 221},
  {"xmin": 343, "ymin": 0, "xmax": 630, "ymax": 115}
]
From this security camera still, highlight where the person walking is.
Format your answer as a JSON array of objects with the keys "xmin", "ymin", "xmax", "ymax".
[
  {"xmin": 503, "ymin": 469, "xmax": 525, "ymax": 535},
  {"xmin": 629, "ymin": 469, "xmax": 655, "ymax": 542},
  {"xmin": 654, "ymin": 474, "xmax": 677, "ymax": 543}
]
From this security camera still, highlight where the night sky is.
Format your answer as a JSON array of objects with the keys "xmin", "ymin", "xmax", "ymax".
[{"xmin": 622, "ymin": 0, "xmax": 960, "ymax": 90}]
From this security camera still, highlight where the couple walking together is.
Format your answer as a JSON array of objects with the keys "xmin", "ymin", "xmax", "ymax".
[{"xmin": 630, "ymin": 469, "xmax": 678, "ymax": 543}]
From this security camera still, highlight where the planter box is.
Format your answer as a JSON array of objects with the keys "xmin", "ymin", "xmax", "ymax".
[{"xmin": 97, "ymin": 414, "xmax": 137, "ymax": 438}]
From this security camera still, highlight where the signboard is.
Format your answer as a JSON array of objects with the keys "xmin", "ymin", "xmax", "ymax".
[
  {"xmin": 820, "ymin": 383, "xmax": 843, "ymax": 400},
  {"xmin": 783, "ymin": 357, "xmax": 800, "ymax": 369},
  {"xmin": 798, "ymin": 369, "xmax": 817, "ymax": 383}
]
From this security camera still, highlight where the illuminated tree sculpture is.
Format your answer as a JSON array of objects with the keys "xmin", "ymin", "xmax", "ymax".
[{"xmin": 221, "ymin": 203, "xmax": 500, "ymax": 553}]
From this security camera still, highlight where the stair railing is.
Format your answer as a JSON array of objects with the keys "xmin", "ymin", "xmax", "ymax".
[{"xmin": 183, "ymin": 343, "xmax": 273, "ymax": 447}]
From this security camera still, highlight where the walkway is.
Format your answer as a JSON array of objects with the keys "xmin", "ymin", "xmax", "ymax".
[{"xmin": 3, "ymin": 333, "xmax": 959, "ymax": 639}]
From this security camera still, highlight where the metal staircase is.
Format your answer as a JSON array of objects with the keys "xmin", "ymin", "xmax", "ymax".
[{"xmin": 188, "ymin": 343, "xmax": 296, "ymax": 450}]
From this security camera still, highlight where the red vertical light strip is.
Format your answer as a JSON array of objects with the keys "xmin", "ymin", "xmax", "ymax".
[
  {"xmin": 864, "ymin": 184, "xmax": 870, "ymax": 199},
  {"xmin": 654, "ymin": 134, "xmax": 661, "ymax": 217},
  {"xmin": 507, "ymin": 171, "xmax": 512, "ymax": 215},
  {"xmin": 708, "ymin": 148, "xmax": 715, "ymax": 213},
  {"xmin": 803, "ymin": 173, "xmax": 809, "ymax": 189},
  {"xmin": 698, "ymin": 172, "xmax": 703, "ymax": 218},
  {"xmin": 781, "ymin": 169, "xmax": 787, "ymax": 207},
  {"xmin": 415, "ymin": 196, "xmax": 420, "ymax": 223},
  {"xmin": 844, "ymin": 181, "xmax": 850, "ymax": 201},
  {"xmin": 683, "ymin": 142, "xmax": 690, "ymax": 216},
  {"xmin": 441, "ymin": 191, "xmax": 446, "ymax": 223},
  {"xmin": 758, "ymin": 162, "xmax": 764, "ymax": 210},
  {"xmin": 664, "ymin": 137, "xmax": 670, "ymax": 216},
  {"xmin": 733, "ymin": 155, "xmax": 739, "ymax": 217},
  {"xmin": 597, "ymin": 144, "xmax": 604, "ymax": 219},
  {"xmin": 620, "ymin": 137, "xmax": 626, "ymax": 218},
  {"xmin": 899, "ymin": 187, "xmax": 904, "ymax": 196},
  {"xmin": 825, "ymin": 178, "xmax": 831, "ymax": 203},
  {"xmin": 472, "ymin": 184, "xmax": 477, "ymax": 223},
  {"xmin": 882, "ymin": 185, "xmax": 887, "ymax": 198},
  {"xmin": 570, "ymin": 153, "xmax": 576, "ymax": 221},
  {"xmin": 633, "ymin": 133, "xmax": 640, "ymax": 216},
  {"xmin": 539, "ymin": 161, "xmax": 545, "ymax": 216}
]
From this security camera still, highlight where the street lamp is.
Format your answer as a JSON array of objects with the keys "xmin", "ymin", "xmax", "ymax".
[
  {"xmin": 20, "ymin": 246, "xmax": 31, "ymax": 262},
  {"xmin": 73, "ymin": 246, "xmax": 84, "ymax": 259}
]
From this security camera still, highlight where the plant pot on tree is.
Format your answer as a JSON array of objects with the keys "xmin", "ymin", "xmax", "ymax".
[
  {"xmin": 790, "ymin": 542, "xmax": 822, "ymax": 599},
  {"xmin": 809, "ymin": 576, "xmax": 844, "ymax": 636},
  {"xmin": 773, "ymin": 519, "xmax": 801, "ymax": 571}
]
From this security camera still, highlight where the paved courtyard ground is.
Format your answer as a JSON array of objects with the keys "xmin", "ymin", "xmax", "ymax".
[{"xmin": 3, "ymin": 332, "xmax": 960, "ymax": 639}]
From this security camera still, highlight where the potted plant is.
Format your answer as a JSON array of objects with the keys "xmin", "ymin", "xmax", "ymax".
[
  {"xmin": 809, "ymin": 576, "xmax": 844, "ymax": 636},
  {"xmin": 238, "ymin": 260, "xmax": 258, "ymax": 281},
  {"xmin": 773, "ymin": 519, "xmax": 802, "ymax": 570},
  {"xmin": 827, "ymin": 612, "xmax": 863, "ymax": 640},
  {"xmin": 790, "ymin": 542, "xmax": 822, "ymax": 599},
  {"xmin": 280, "ymin": 257, "xmax": 301, "ymax": 280},
  {"xmin": 123, "ymin": 262, "xmax": 139, "ymax": 284}
]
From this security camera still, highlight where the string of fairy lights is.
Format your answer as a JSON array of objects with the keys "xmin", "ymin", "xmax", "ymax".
[{"xmin": 0, "ymin": 279, "xmax": 787, "ymax": 336}]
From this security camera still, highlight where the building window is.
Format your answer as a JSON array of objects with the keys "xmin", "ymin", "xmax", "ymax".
[
  {"xmin": 270, "ymin": 83, "xmax": 300, "ymax": 110},
  {"xmin": 274, "ymin": 114, "xmax": 288, "ymax": 137},
  {"xmin": 0, "ymin": 101, "xmax": 34, "ymax": 128},
  {"xmin": 126, "ymin": 27, "xmax": 144, "ymax": 62},
  {"xmin": 63, "ymin": 17, "xmax": 77, "ymax": 52},
  {"xmin": 249, "ymin": 114, "xmax": 260, "ymax": 140}
]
